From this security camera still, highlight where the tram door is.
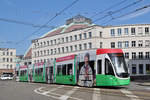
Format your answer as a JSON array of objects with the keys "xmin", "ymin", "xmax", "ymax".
[
  {"xmin": 46, "ymin": 67, "xmax": 49, "ymax": 83},
  {"xmin": 49, "ymin": 66, "xmax": 53, "ymax": 83}
]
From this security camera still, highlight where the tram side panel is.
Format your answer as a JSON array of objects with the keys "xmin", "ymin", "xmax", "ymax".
[
  {"xmin": 19, "ymin": 65, "xmax": 28, "ymax": 82},
  {"xmin": 33, "ymin": 62, "xmax": 46, "ymax": 83},
  {"xmin": 55, "ymin": 55, "xmax": 76, "ymax": 85}
]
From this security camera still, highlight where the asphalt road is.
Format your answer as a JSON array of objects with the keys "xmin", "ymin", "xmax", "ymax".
[{"xmin": 0, "ymin": 80, "xmax": 150, "ymax": 100}]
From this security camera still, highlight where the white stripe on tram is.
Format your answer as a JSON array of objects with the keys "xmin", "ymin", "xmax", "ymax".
[
  {"xmin": 92, "ymin": 88, "xmax": 101, "ymax": 100},
  {"xmin": 120, "ymin": 89, "xmax": 140, "ymax": 100}
]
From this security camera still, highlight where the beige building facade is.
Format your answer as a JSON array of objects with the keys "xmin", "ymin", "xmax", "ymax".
[
  {"xmin": 0, "ymin": 48, "xmax": 16, "ymax": 74},
  {"xmin": 30, "ymin": 15, "xmax": 150, "ymax": 76}
]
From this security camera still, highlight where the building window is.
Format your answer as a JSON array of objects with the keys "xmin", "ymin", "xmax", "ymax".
[
  {"xmin": 70, "ymin": 46, "xmax": 73, "ymax": 52},
  {"xmin": 118, "ymin": 41, "xmax": 122, "ymax": 48},
  {"xmin": 84, "ymin": 33, "xmax": 87, "ymax": 39},
  {"xmin": 117, "ymin": 28, "xmax": 122, "ymax": 36},
  {"xmin": 62, "ymin": 47, "xmax": 64, "ymax": 53},
  {"xmin": 7, "ymin": 52, "xmax": 9, "ymax": 56},
  {"xmin": 51, "ymin": 40, "xmax": 53, "ymax": 45},
  {"xmin": 139, "ymin": 52, "xmax": 143, "ymax": 59},
  {"xmin": 74, "ymin": 45, "xmax": 77, "ymax": 51},
  {"xmin": 54, "ymin": 48, "xmax": 56, "ymax": 54},
  {"xmin": 100, "ymin": 42, "xmax": 103, "ymax": 48},
  {"xmin": 3, "ymin": 52, "xmax": 5, "ymax": 55},
  {"xmin": 125, "ymin": 52, "xmax": 129, "ymax": 59},
  {"xmin": 110, "ymin": 29, "xmax": 115, "ymax": 36},
  {"xmin": 131, "ymin": 41, "xmax": 136, "ymax": 47},
  {"xmin": 34, "ymin": 52, "xmax": 36, "ymax": 57},
  {"xmin": 40, "ymin": 51, "xmax": 43, "ymax": 56},
  {"xmin": 3, "ymin": 58, "xmax": 5, "ymax": 62},
  {"xmin": 146, "ymin": 52, "xmax": 150, "ymax": 59},
  {"xmin": 37, "ymin": 51, "xmax": 39, "ymax": 56},
  {"xmin": 54, "ymin": 39, "xmax": 56, "ymax": 44},
  {"xmin": 10, "ymin": 52, "xmax": 13, "ymax": 56},
  {"xmin": 79, "ymin": 34, "xmax": 82, "ymax": 40},
  {"xmin": 70, "ymin": 36, "xmax": 72, "ymax": 41},
  {"xmin": 146, "ymin": 64, "xmax": 150, "ymax": 74},
  {"xmin": 10, "ymin": 65, "xmax": 12, "ymax": 69},
  {"xmin": 7, "ymin": 58, "xmax": 9, "ymax": 62},
  {"xmin": 124, "ymin": 28, "xmax": 129, "ymax": 35},
  {"xmin": 138, "ymin": 40, "xmax": 143, "ymax": 47},
  {"xmin": 44, "ymin": 50, "xmax": 46, "ymax": 56},
  {"xmin": 40, "ymin": 42, "xmax": 43, "ymax": 47},
  {"xmin": 74, "ymin": 35, "xmax": 77, "ymax": 41},
  {"xmin": 51, "ymin": 49, "xmax": 53, "ymax": 55},
  {"xmin": 58, "ymin": 48, "xmax": 60, "ymax": 54},
  {"xmin": 66, "ymin": 37, "xmax": 68, "ymax": 42},
  {"xmin": 131, "ymin": 28, "xmax": 136, "ymax": 35},
  {"xmin": 145, "ymin": 27, "xmax": 149, "ymax": 34},
  {"xmin": 145, "ymin": 40, "xmax": 150, "ymax": 47},
  {"xmin": 47, "ymin": 50, "xmax": 49, "ymax": 55},
  {"xmin": 7, "ymin": 65, "xmax": 9, "ymax": 69},
  {"xmin": 138, "ymin": 27, "xmax": 143, "ymax": 35},
  {"xmin": 89, "ymin": 32, "xmax": 92, "ymax": 38},
  {"xmin": 139, "ymin": 64, "xmax": 143, "ymax": 74},
  {"xmin": 132, "ymin": 64, "xmax": 136, "ymax": 74},
  {"xmin": 99, "ymin": 31, "xmax": 102, "ymax": 37},
  {"xmin": 44, "ymin": 41, "xmax": 46, "ymax": 46},
  {"xmin": 89, "ymin": 42, "xmax": 92, "ymax": 49},
  {"xmin": 132, "ymin": 52, "xmax": 136, "ymax": 59},
  {"xmin": 66, "ymin": 47, "xmax": 69, "ymax": 52},
  {"xmin": 10, "ymin": 58, "xmax": 12, "ymax": 62},
  {"xmin": 111, "ymin": 42, "xmax": 115, "ymax": 48},
  {"xmin": 84, "ymin": 43, "xmax": 87, "ymax": 50},
  {"xmin": 125, "ymin": 41, "xmax": 129, "ymax": 48},
  {"xmin": 79, "ymin": 44, "xmax": 82, "ymax": 50},
  {"xmin": 62, "ymin": 38, "xmax": 64, "ymax": 43},
  {"xmin": 47, "ymin": 41, "xmax": 50, "ymax": 45}
]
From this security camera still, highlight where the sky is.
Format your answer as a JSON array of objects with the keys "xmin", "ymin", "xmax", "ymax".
[{"xmin": 0, "ymin": 0, "xmax": 150, "ymax": 55}]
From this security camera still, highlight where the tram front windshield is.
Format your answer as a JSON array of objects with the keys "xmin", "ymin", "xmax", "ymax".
[{"xmin": 108, "ymin": 53, "xmax": 129, "ymax": 78}]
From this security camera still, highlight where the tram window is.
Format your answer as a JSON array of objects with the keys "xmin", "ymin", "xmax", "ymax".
[
  {"xmin": 97, "ymin": 60, "xmax": 102, "ymax": 74},
  {"xmin": 38, "ymin": 68, "xmax": 43, "ymax": 75},
  {"xmin": 20, "ymin": 71, "xmax": 23, "ymax": 76},
  {"xmin": 105, "ymin": 59, "xmax": 114, "ymax": 75},
  {"xmin": 24, "ymin": 70, "xmax": 26, "ymax": 75},
  {"xmin": 62, "ymin": 65, "xmax": 67, "ymax": 75},
  {"xmin": 67, "ymin": 64, "xmax": 73, "ymax": 75},
  {"xmin": 35, "ymin": 69, "xmax": 38, "ymax": 75},
  {"xmin": 57, "ymin": 65, "xmax": 62, "ymax": 75}
]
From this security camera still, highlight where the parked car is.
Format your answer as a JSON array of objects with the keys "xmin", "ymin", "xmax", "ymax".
[{"xmin": 0, "ymin": 74, "xmax": 13, "ymax": 80}]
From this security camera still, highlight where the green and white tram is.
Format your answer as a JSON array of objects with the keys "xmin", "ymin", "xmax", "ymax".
[
  {"xmin": 18, "ymin": 48, "xmax": 130, "ymax": 87},
  {"xmin": 55, "ymin": 49, "xmax": 130, "ymax": 87}
]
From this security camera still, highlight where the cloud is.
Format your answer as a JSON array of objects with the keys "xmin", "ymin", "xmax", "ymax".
[{"xmin": 119, "ymin": 7, "xmax": 150, "ymax": 20}]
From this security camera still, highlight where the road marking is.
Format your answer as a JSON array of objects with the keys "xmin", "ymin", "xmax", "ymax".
[
  {"xmin": 34, "ymin": 86, "xmax": 83, "ymax": 100},
  {"xmin": 92, "ymin": 88, "xmax": 101, "ymax": 100},
  {"xmin": 121, "ymin": 89, "xmax": 140, "ymax": 100},
  {"xmin": 41, "ymin": 85, "xmax": 64, "ymax": 95},
  {"xmin": 59, "ymin": 86, "xmax": 79, "ymax": 100}
]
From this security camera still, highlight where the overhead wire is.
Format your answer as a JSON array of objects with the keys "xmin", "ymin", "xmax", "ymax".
[
  {"xmin": 101, "ymin": 3, "xmax": 150, "ymax": 25},
  {"xmin": 15, "ymin": 0, "xmax": 79, "ymax": 45},
  {"xmin": 90, "ymin": 0, "xmax": 127, "ymax": 18},
  {"xmin": 93, "ymin": 0, "xmax": 144, "ymax": 23},
  {"xmin": 0, "ymin": 18, "xmax": 56, "ymax": 28}
]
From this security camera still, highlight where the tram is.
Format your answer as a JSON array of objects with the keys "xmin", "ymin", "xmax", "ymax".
[
  {"xmin": 19, "ymin": 65, "xmax": 28, "ymax": 82},
  {"xmin": 17, "ymin": 49, "xmax": 130, "ymax": 87}
]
